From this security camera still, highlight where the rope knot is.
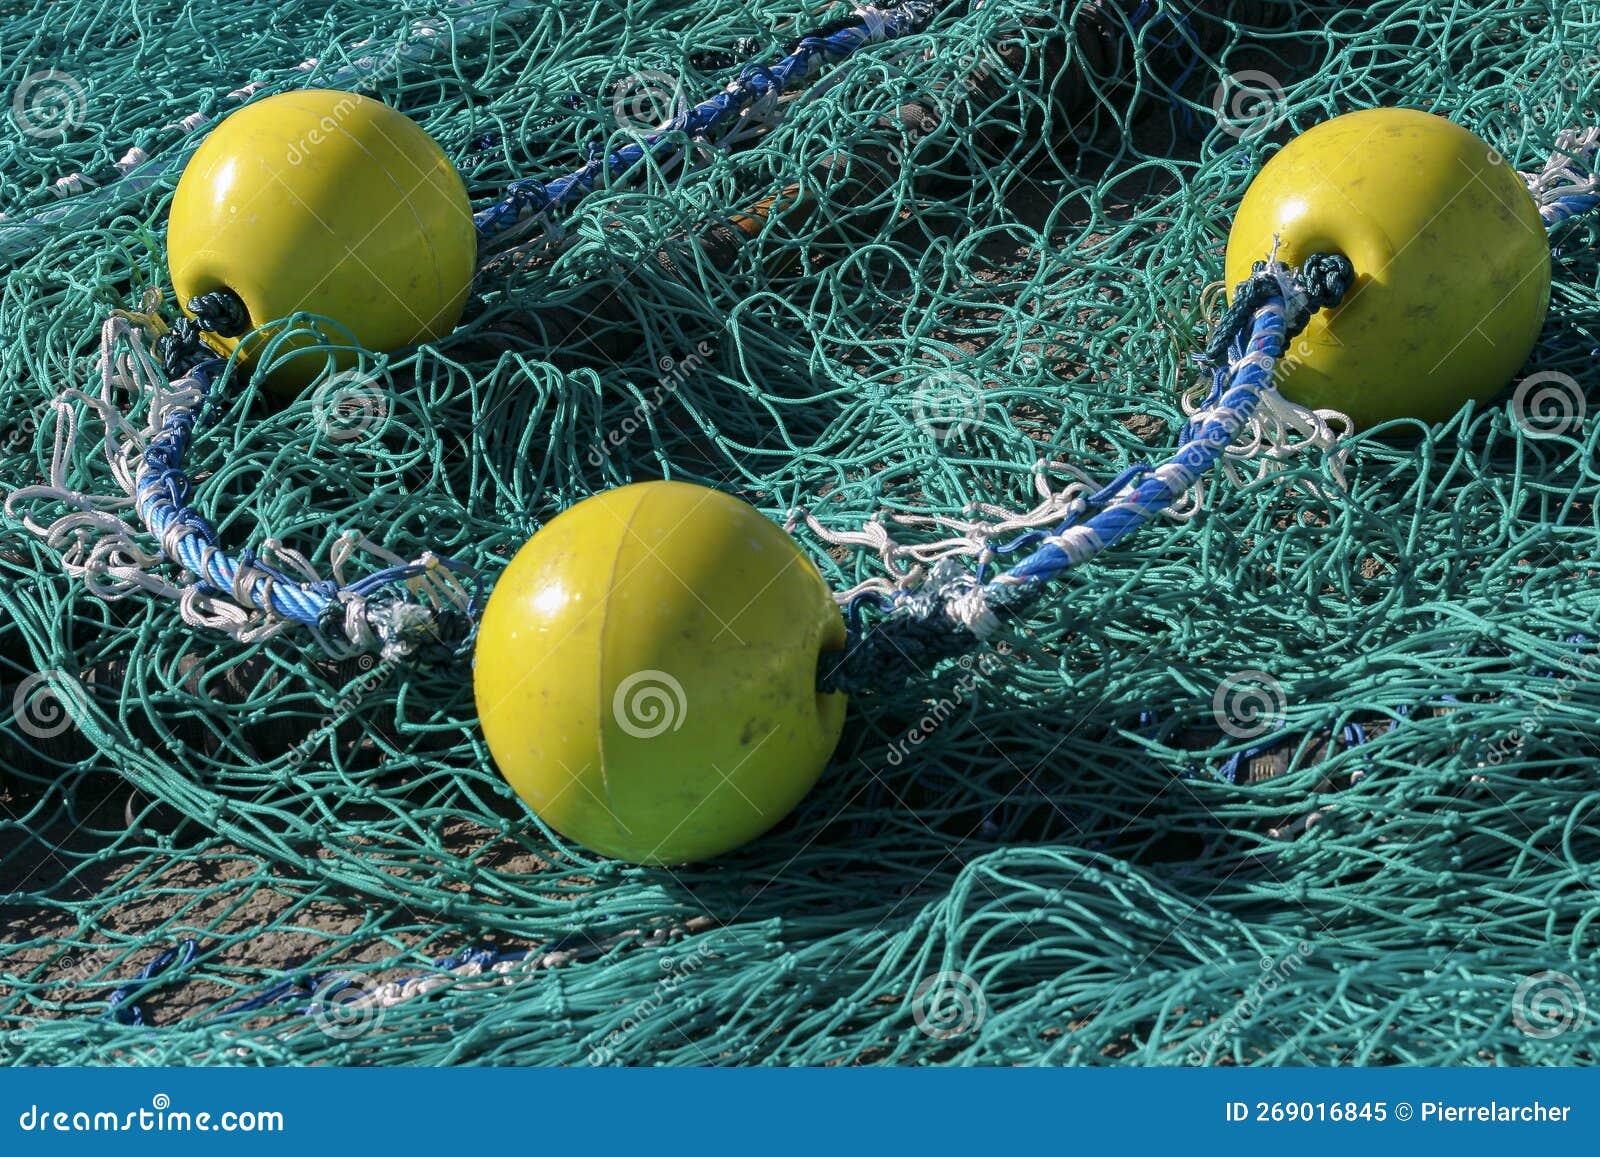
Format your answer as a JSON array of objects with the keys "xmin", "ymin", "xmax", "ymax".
[
  {"xmin": 1200, "ymin": 250, "xmax": 1355, "ymax": 369},
  {"xmin": 186, "ymin": 289, "xmax": 251, "ymax": 337},
  {"xmin": 153, "ymin": 289, "xmax": 248, "ymax": 377},
  {"xmin": 1297, "ymin": 251, "xmax": 1355, "ymax": 310}
]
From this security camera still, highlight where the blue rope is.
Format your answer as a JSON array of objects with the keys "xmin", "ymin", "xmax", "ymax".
[
  {"xmin": 818, "ymin": 276, "xmax": 1307, "ymax": 694},
  {"xmin": 472, "ymin": 1, "xmax": 941, "ymax": 245},
  {"xmin": 820, "ymin": 154, "xmax": 1600, "ymax": 695},
  {"xmin": 106, "ymin": 939, "xmax": 199, "ymax": 1026},
  {"xmin": 991, "ymin": 297, "xmax": 1291, "ymax": 590},
  {"xmin": 1535, "ymin": 134, "xmax": 1599, "ymax": 227},
  {"xmin": 134, "ymin": 319, "xmax": 479, "ymax": 659},
  {"xmin": 1544, "ymin": 190, "xmax": 1599, "ymax": 225},
  {"xmin": 135, "ymin": 363, "xmax": 339, "ymax": 627}
]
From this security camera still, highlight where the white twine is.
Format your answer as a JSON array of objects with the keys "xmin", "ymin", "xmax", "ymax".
[
  {"xmin": 328, "ymin": 917, "xmax": 717, "ymax": 1016},
  {"xmin": 0, "ymin": 311, "xmax": 396, "ymax": 650},
  {"xmin": 1520, "ymin": 127, "xmax": 1600, "ymax": 219},
  {"xmin": 789, "ymin": 459, "xmax": 1102, "ymax": 604},
  {"xmin": 1182, "ymin": 272, "xmax": 1353, "ymax": 496},
  {"xmin": 1183, "ymin": 376, "xmax": 1353, "ymax": 493}
]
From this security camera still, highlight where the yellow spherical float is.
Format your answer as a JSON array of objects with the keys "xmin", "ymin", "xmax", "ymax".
[
  {"xmin": 473, "ymin": 481, "xmax": 848, "ymax": 864},
  {"xmin": 167, "ymin": 89, "xmax": 476, "ymax": 393},
  {"xmin": 1225, "ymin": 106, "xmax": 1550, "ymax": 428}
]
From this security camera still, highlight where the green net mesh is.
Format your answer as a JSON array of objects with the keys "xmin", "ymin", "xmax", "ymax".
[{"xmin": 3, "ymin": 0, "xmax": 1599, "ymax": 1066}]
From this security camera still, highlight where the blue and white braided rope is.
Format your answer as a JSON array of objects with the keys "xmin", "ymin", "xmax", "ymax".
[
  {"xmin": 132, "ymin": 357, "xmax": 474, "ymax": 654},
  {"xmin": 821, "ymin": 129, "xmax": 1600, "ymax": 653},
  {"xmin": 8, "ymin": 7, "xmax": 947, "ymax": 657},
  {"xmin": 7, "ymin": 315, "xmax": 474, "ymax": 659},
  {"xmin": 887, "ymin": 291, "xmax": 1294, "ymax": 637},
  {"xmin": 472, "ymin": 1, "xmax": 941, "ymax": 246}
]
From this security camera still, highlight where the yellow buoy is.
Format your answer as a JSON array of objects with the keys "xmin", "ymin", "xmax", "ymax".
[
  {"xmin": 1225, "ymin": 107, "xmax": 1550, "ymax": 428},
  {"xmin": 167, "ymin": 90, "xmax": 475, "ymax": 393},
  {"xmin": 473, "ymin": 481, "xmax": 848, "ymax": 864}
]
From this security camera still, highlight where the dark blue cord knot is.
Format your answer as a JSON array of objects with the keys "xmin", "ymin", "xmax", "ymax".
[
  {"xmin": 186, "ymin": 289, "xmax": 250, "ymax": 337},
  {"xmin": 154, "ymin": 288, "xmax": 248, "ymax": 377},
  {"xmin": 1201, "ymin": 251, "xmax": 1354, "ymax": 368}
]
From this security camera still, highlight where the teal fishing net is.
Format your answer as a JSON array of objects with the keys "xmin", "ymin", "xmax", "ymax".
[{"xmin": 3, "ymin": 0, "xmax": 1599, "ymax": 1065}]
